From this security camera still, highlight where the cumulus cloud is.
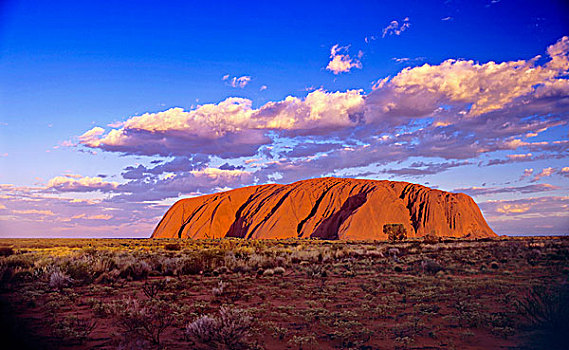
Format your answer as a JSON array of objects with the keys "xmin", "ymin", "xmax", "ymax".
[
  {"xmin": 326, "ymin": 44, "xmax": 363, "ymax": 74},
  {"xmin": 521, "ymin": 168, "xmax": 534, "ymax": 179},
  {"xmin": 382, "ymin": 17, "xmax": 410, "ymax": 38},
  {"xmin": 531, "ymin": 167, "xmax": 556, "ymax": 182},
  {"xmin": 79, "ymin": 100, "xmax": 271, "ymax": 158},
  {"xmin": 46, "ymin": 175, "xmax": 119, "ymax": 192},
  {"xmin": 223, "ymin": 75, "xmax": 251, "ymax": 88},
  {"xmin": 370, "ymin": 46, "xmax": 568, "ymax": 117},
  {"xmin": 80, "ymin": 89, "xmax": 365, "ymax": 157},
  {"xmin": 526, "ymin": 166, "xmax": 569, "ymax": 181}
]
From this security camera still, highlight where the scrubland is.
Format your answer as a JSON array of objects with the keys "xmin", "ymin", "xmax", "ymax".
[{"xmin": 0, "ymin": 237, "xmax": 568, "ymax": 349}]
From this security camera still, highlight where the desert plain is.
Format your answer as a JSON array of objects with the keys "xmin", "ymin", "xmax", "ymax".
[{"xmin": 1, "ymin": 236, "xmax": 568, "ymax": 350}]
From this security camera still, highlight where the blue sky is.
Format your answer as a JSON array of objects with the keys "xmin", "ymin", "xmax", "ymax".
[{"xmin": 0, "ymin": 0, "xmax": 568, "ymax": 237}]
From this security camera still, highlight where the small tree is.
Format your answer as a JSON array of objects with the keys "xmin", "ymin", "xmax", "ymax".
[{"xmin": 383, "ymin": 224, "xmax": 407, "ymax": 241}]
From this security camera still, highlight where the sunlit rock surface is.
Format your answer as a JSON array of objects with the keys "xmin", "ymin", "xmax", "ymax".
[{"xmin": 152, "ymin": 177, "xmax": 496, "ymax": 239}]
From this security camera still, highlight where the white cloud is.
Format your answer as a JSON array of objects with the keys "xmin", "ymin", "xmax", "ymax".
[
  {"xmin": 382, "ymin": 17, "xmax": 410, "ymax": 38},
  {"xmin": 12, "ymin": 209, "xmax": 55, "ymax": 216},
  {"xmin": 326, "ymin": 44, "xmax": 362, "ymax": 74},
  {"xmin": 46, "ymin": 175, "xmax": 119, "ymax": 192},
  {"xmin": 521, "ymin": 168, "xmax": 534, "ymax": 179},
  {"xmin": 79, "ymin": 89, "xmax": 365, "ymax": 157},
  {"xmin": 531, "ymin": 167, "xmax": 556, "ymax": 182},
  {"xmin": 223, "ymin": 75, "xmax": 251, "ymax": 88}
]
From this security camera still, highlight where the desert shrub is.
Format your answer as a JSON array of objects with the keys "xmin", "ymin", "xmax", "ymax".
[
  {"xmin": 212, "ymin": 280, "xmax": 225, "ymax": 297},
  {"xmin": 454, "ymin": 300, "xmax": 486, "ymax": 328},
  {"xmin": 185, "ymin": 306, "xmax": 252, "ymax": 349},
  {"xmin": 94, "ymin": 269, "xmax": 120, "ymax": 284},
  {"xmin": 197, "ymin": 249, "xmax": 226, "ymax": 272},
  {"xmin": 164, "ymin": 243, "xmax": 181, "ymax": 251},
  {"xmin": 142, "ymin": 279, "xmax": 167, "ymax": 299},
  {"xmin": 421, "ymin": 259, "xmax": 443, "ymax": 275},
  {"xmin": 51, "ymin": 315, "xmax": 96, "ymax": 344},
  {"xmin": 288, "ymin": 334, "xmax": 317, "ymax": 348},
  {"xmin": 3, "ymin": 254, "xmax": 36, "ymax": 269},
  {"xmin": 186, "ymin": 315, "xmax": 218, "ymax": 343},
  {"xmin": 0, "ymin": 247, "xmax": 14, "ymax": 257},
  {"xmin": 9, "ymin": 267, "xmax": 33, "ymax": 284},
  {"xmin": 49, "ymin": 269, "xmax": 73, "ymax": 290},
  {"xmin": 113, "ymin": 298, "xmax": 175, "ymax": 346},
  {"xmin": 115, "ymin": 255, "xmax": 151, "ymax": 281},
  {"xmin": 384, "ymin": 224, "xmax": 407, "ymax": 241},
  {"xmin": 329, "ymin": 319, "xmax": 373, "ymax": 348},
  {"xmin": 64, "ymin": 258, "xmax": 96, "ymax": 284},
  {"xmin": 156, "ymin": 257, "xmax": 180, "ymax": 276},
  {"xmin": 423, "ymin": 232, "xmax": 439, "ymax": 244},
  {"xmin": 178, "ymin": 256, "xmax": 204, "ymax": 275}
]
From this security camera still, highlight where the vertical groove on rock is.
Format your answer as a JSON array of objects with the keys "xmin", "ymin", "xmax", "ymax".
[
  {"xmin": 311, "ymin": 191, "xmax": 369, "ymax": 239},
  {"xmin": 296, "ymin": 182, "xmax": 341, "ymax": 237}
]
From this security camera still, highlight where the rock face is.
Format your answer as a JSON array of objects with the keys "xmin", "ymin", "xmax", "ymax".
[{"xmin": 151, "ymin": 177, "xmax": 496, "ymax": 240}]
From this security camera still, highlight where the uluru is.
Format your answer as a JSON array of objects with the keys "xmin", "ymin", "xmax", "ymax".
[{"xmin": 152, "ymin": 177, "xmax": 496, "ymax": 240}]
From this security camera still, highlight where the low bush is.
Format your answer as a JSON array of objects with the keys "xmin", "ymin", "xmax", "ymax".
[
  {"xmin": 421, "ymin": 259, "xmax": 443, "ymax": 275},
  {"xmin": 116, "ymin": 256, "xmax": 151, "ymax": 281},
  {"xmin": 51, "ymin": 315, "xmax": 96, "ymax": 345},
  {"xmin": 0, "ymin": 247, "xmax": 14, "ymax": 257},
  {"xmin": 142, "ymin": 279, "xmax": 167, "ymax": 299},
  {"xmin": 185, "ymin": 306, "xmax": 252, "ymax": 349},
  {"xmin": 49, "ymin": 269, "xmax": 73, "ymax": 290},
  {"xmin": 113, "ymin": 298, "xmax": 175, "ymax": 346}
]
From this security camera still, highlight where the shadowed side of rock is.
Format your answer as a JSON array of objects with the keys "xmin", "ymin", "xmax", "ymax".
[{"xmin": 151, "ymin": 177, "xmax": 496, "ymax": 239}]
